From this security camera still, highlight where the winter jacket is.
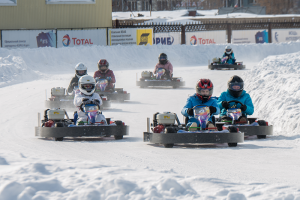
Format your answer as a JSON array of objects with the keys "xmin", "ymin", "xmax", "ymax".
[
  {"xmin": 181, "ymin": 94, "xmax": 220, "ymax": 123},
  {"xmin": 67, "ymin": 75, "xmax": 79, "ymax": 93},
  {"xmin": 73, "ymin": 92, "xmax": 105, "ymax": 124},
  {"xmin": 222, "ymin": 52, "xmax": 235, "ymax": 64},
  {"xmin": 93, "ymin": 69, "xmax": 116, "ymax": 90},
  {"xmin": 217, "ymin": 90, "xmax": 254, "ymax": 116},
  {"xmin": 153, "ymin": 61, "xmax": 173, "ymax": 76}
]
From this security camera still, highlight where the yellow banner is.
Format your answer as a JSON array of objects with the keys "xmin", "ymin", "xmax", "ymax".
[{"xmin": 136, "ymin": 29, "xmax": 153, "ymax": 45}]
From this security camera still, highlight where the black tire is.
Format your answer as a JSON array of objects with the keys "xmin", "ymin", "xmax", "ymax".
[
  {"xmin": 257, "ymin": 120, "xmax": 267, "ymax": 126},
  {"xmin": 228, "ymin": 143, "xmax": 237, "ymax": 147},
  {"xmin": 228, "ymin": 126, "xmax": 238, "ymax": 133},
  {"xmin": 55, "ymin": 122, "xmax": 64, "ymax": 127},
  {"xmin": 115, "ymin": 120, "xmax": 123, "ymax": 126},
  {"xmin": 55, "ymin": 137, "xmax": 64, "ymax": 141},
  {"xmin": 114, "ymin": 135, "xmax": 123, "ymax": 140},
  {"xmin": 257, "ymin": 135, "xmax": 266, "ymax": 139},
  {"xmin": 164, "ymin": 144, "xmax": 174, "ymax": 148}
]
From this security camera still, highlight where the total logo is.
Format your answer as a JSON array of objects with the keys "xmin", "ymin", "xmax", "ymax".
[
  {"xmin": 153, "ymin": 36, "xmax": 174, "ymax": 45},
  {"xmin": 62, "ymin": 34, "xmax": 94, "ymax": 47},
  {"xmin": 190, "ymin": 35, "xmax": 216, "ymax": 45}
]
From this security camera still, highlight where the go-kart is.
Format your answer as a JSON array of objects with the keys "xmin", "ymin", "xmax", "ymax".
[
  {"xmin": 208, "ymin": 57, "xmax": 245, "ymax": 70},
  {"xmin": 35, "ymin": 103, "xmax": 129, "ymax": 141},
  {"xmin": 45, "ymin": 87, "xmax": 111, "ymax": 110},
  {"xmin": 216, "ymin": 100, "xmax": 273, "ymax": 139},
  {"xmin": 143, "ymin": 105, "xmax": 244, "ymax": 148},
  {"xmin": 136, "ymin": 68, "xmax": 185, "ymax": 89},
  {"xmin": 95, "ymin": 78, "xmax": 130, "ymax": 102}
]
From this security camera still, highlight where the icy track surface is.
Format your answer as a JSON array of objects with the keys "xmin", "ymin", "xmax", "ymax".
[{"xmin": 1, "ymin": 43, "xmax": 300, "ymax": 199}]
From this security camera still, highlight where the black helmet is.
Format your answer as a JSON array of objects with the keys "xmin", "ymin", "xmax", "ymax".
[
  {"xmin": 158, "ymin": 53, "xmax": 168, "ymax": 65},
  {"xmin": 227, "ymin": 75, "xmax": 244, "ymax": 98}
]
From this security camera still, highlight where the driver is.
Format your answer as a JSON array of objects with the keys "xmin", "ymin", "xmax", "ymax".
[
  {"xmin": 218, "ymin": 75, "xmax": 254, "ymax": 121},
  {"xmin": 74, "ymin": 75, "xmax": 106, "ymax": 125},
  {"xmin": 68, "ymin": 63, "xmax": 88, "ymax": 93},
  {"xmin": 181, "ymin": 79, "xmax": 220, "ymax": 129},
  {"xmin": 153, "ymin": 53, "xmax": 173, "ymax": 79},
  {"xmin": 93, "ymin": 59, "xmax": 116, "ymax": 91},
  {"xmin": 222, "ymin": 46, "xmax": 236, "ymax": 64}
]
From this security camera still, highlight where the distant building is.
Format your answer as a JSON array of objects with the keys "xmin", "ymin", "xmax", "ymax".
[{"xmin": 112, "ymin": 0, "xmax": 300, "ymax": 15}]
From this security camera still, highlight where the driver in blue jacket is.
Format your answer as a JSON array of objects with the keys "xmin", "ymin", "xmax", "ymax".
[
  {"xmin": 218, "ymin": 75, "xmax": 254, "ymax": 122},
  {"xmin": 222, "ymin": 46, "xmax": 235, "ymax": 64},
  {"xmin": 181, "ymin": 79, "xmax": 220, "ymax": 129}
]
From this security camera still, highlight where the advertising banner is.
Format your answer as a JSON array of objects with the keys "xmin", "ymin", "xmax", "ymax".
[
  {"xmin": 57, "ymin": 29, "xmax": 106, "ymax": 47},
  {"xmin": 272, "ymin": 29, "xmax": 300, "ymax": 43},
  {"xmin": 153, "ymin": 32, "xmax": 181, "ymax": 45},
  {"xmin": 186, "ymin": 31, "xmax": 227, "ymax": 45},
  {"xmin": 108, "ymin": 28, "xmax": 153, "ymax": 46},
  {"xmin": 2, "ymin": 30, "xmax": 56, "ymax": 49},
  {"xmin": 232, "ymin": 30, "xmax": 268, "ymax": 44}
]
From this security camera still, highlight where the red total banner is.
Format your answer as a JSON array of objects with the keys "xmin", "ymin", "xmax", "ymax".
[{"xmin": 186, "ymin": 31, "xmax": 227, "ymax": 45}]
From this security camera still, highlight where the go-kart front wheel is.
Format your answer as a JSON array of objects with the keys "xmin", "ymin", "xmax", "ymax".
[
  {"xmin": 55, "ymin": 137, "xmax": 64, "ymax": 141},
  {"xmin": 164, "ymin": 144, "xmax": 174, "ymax": 148},
  {"xmin": 114, "ymin": 135, "xmax": 123, "ymax": 140},
  {"xmin": 257, "ymin": 135, "xmax": 266, "ymax": 139},
  {"xmin": 228, "ymin": 143, "xmax": 237, "ymax": 147}
]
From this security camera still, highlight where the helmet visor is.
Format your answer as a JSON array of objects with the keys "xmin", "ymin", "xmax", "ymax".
[
  {"xmin": 196, "ymin": 88, "xmax": 213, "ymax": 96},
  {"xmin": 159, "ymin": 55, "xmax": 167, "ymax": 60},
  {"xmin": 76, "ymin": 70, "xmax": 86, "ymax": 75},
  {"xmin": 99, "ymin": 65, "xmax": 108, "ymax": 70},
  {"xmin": 82, "ymin": 84, "xmax": 95, "ymax": 92},
  {"xmin": 229, "ymin": 82, "xmax": 244, "ymax": 91},
  {"xmin": 226, "ymin": 49, "xmax": 231, "ymax": 52}
]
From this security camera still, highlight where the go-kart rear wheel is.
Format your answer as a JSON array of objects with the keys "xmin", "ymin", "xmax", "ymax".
[
  {"xmin": 55, "ymin": 122, "xmax": 64, "ymax": 127},
  {"xmin": 115, "ymin": 120, "xmax": 123, "ymax": 126},
  {"xmin": 257, "ymin": 135, "xmax": 266, "ymax": 139},
  {"xmin": 164, "ymin": 144, "xmax": 174, "ymax": 148},
  {"xmin": 228, "ymin": 143, "xmax": 237, "ymax": 147},
  {"xmin": 55, "ymin": 137, "xmax": 64, "ymax": 141},
  {"xmin": 114, "ymin": 135, "xmax": 123, "ymax": 140},
  {"xmin": 257, "ymin": 120, "xmax": 267, "ymax": 126}
]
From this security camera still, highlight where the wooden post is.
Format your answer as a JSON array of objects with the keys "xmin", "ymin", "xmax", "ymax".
[
  {"xmin": 181, "ymin": 25, "xmax": 186, "ymax": 44},
  {"xmin": 268, "ymin": 22, "xmax": 272, "ymax": 43},
  {"xmin": 227, "ymin": 23, "xmax": 232, "ymax": 43}
]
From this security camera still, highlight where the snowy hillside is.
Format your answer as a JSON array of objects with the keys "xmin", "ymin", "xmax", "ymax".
[{"xmin": 1, "ymin": 42, "xmax": 300, "ymax": 199}]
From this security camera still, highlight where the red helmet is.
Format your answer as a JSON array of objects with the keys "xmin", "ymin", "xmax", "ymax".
[
  {"xmin": 196, "ymin": 79, "xmax": 213, "ymax": 101},
  {"xmin": 98, "ymin": 59, "xmax": 109, "ymax": 72}
]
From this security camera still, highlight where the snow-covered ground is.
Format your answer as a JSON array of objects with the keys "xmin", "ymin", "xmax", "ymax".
[
  {"xmin": 113, "ymin": 9, "xmax": 300, "ymax": 24},
  {"xmin": 2, "ymin": 41, "xmax": 300, "ymax": 199}
]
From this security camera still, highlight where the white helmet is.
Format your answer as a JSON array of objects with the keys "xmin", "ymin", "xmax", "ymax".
[
  {"xmin": 75, "ymin": 63, "xmax": 87, "ymax": 78},
  {"xmin": 78, "ymin": 75, "xmax": 96, "ymax": 95},
  {"xmin": 225, "ymin": 46, "xmax": 232, "ymax": 55}
]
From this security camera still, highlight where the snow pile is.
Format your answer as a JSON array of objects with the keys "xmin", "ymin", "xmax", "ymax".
[
  {"xmin": 2, "ymin": 41, "xmax": 300, "ymax": 87},
  {"xmin": 0, "ymin": 157, "xmax": 300, "ymax": 200},
  {"xmin": 244, "ymin": 51, "xmax": 300, "ymax": 134},
  {"xmin": 0, "ymin": 55, "xmax": 39, "ymax": 87}
]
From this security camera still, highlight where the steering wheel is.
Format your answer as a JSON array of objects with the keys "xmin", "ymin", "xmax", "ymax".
[
  {"xmin": 227, "ymin": 100, "xmax": 245, "ymax": 108},
  {"xmin": 79, "ymin": 102, "xmax": 100, "ymax": 112},
  {"xmin": 192, "ymin": 104, "xmax": 209, "ymax": 109}
]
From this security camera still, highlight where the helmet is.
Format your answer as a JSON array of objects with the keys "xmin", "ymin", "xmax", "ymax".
[
  {"xmin": 196, "ymin": 79, "xmax": 214, "ymax": 101},
  {"xmin": 98, "ymin": 59, "xmax": 109, "ymax": 72},
  {"xmin": 228, "ymin": 75, "xmax": 244, "ymax": 98},
  {"xmin": 225, "ymin": 45, "xmax": 232, "ymax": 55},
  {"xmin": 78, "ymin": 75, "xmax": 96, "ymax": 96},
  {"xmin": 75, "ymin": 63, "xmax": 87, "ymax": 78},
  {"xmin": 158, "ymin": 53, "xmax": 168, "ymax": 65}
]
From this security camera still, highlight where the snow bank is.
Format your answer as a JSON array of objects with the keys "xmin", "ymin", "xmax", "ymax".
[
  {"xmin": 2, "ymin": 41, "xmax": 300, "ymax": 87},
  {"xmin": 244, "ymin": 51, "xmax": 300, "ymax": 134},
  {"xmin": 0, "ymin": 157, "xmax": 300, "ymax": 200}
]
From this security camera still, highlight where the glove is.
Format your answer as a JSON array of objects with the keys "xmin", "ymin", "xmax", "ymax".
[
  {"xmin": 93, "ymin": 99, "xmax": 100, "ymax": 105},
  {"xmin": 106, "ymin": 77, "xmax": 112, "ymax": 81},
  {"xmin": 187, "ymin": 108, "xmax": 194, "ymax": 116},
  {"xmin": 209, "ymin": 106, "xmax": 217, "ymax": 114},
  {"xmin": 222, "ymin": 101, "xmax": 229, "ymax": 109},
  {"xmin": 240, "ymin": 104, "xmax": 247, "ymax": 111},
  {"xmin": 228, "ymin": 55, "xmax": 232, "ymax": 59}
]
